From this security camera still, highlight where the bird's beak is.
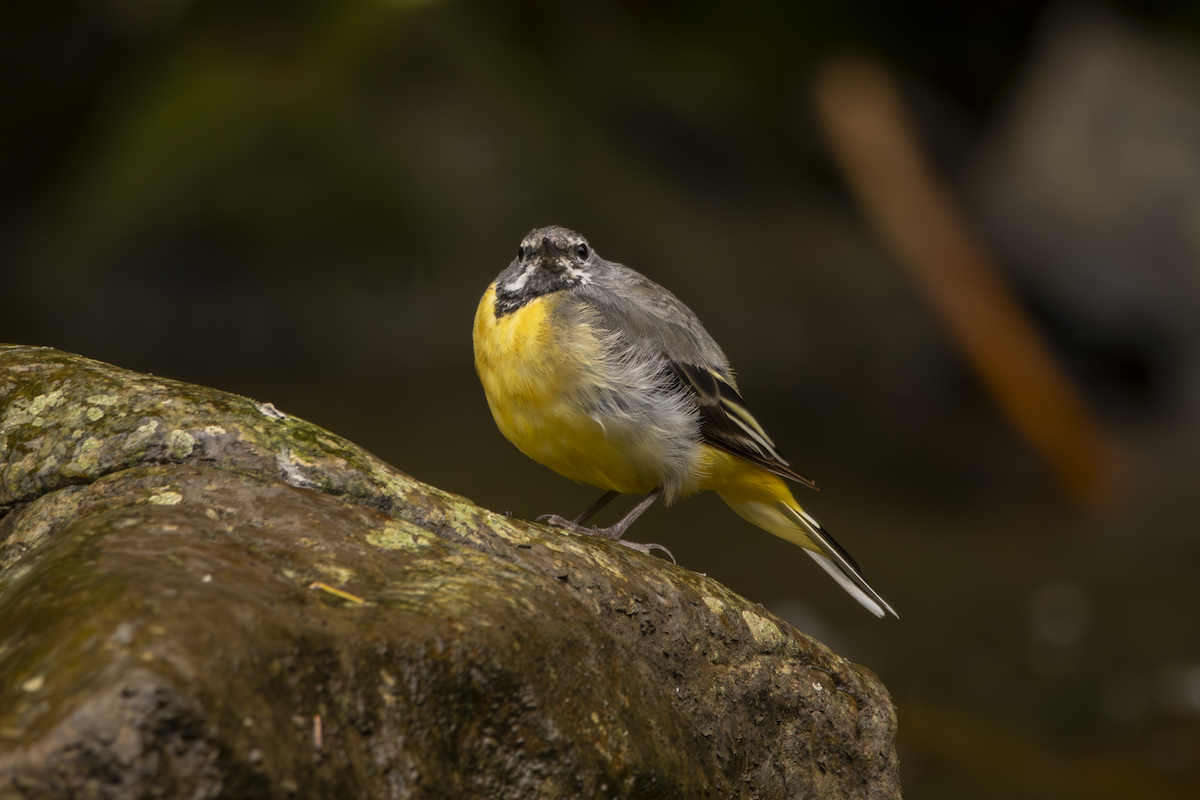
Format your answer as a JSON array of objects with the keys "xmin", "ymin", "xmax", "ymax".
[{"xmin": 537, "ymin": 237, "xmax": 568, "ymax": 272}]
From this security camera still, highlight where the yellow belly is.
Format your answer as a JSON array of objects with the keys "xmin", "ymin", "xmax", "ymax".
[{"xmin": 473, "ymin": 285, "xmax": 660, "ymax": 495}]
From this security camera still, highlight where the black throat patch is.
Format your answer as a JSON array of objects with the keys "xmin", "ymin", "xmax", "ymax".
[
  {"xmin": 493, "ymin": 284, "xmax": 535, "ymax": 318},
  {"xmin": 492, "ymin": 263, "xmax": 589, "ymax": 318}
]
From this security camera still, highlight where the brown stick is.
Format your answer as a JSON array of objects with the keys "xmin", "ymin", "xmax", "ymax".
[{"xmin": 814, "ymin": 57, "xmax": 1123, "ymax": 507}]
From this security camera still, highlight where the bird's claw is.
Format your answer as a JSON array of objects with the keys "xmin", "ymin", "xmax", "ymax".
[{"xmin": 616, "ymin": 539, "xmax": 677, "ymax": 564}]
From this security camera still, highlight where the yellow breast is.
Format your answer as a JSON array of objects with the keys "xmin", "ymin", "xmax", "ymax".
[{"xmin": 472, "ymin": 284, "xmax": 659, "ymax": 495}]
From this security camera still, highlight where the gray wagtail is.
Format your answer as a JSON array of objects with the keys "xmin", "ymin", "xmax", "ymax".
[{"xmin": 474, "ymin": 225, "xmax": 895, "ymax": 618}]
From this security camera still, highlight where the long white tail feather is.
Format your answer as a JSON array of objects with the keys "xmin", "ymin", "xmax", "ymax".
[
  {"xmin": 778, "ymin": 503, "xmax": 897, "ymax": 619},
  {"xmin": 717, "ymin": 494, "xmax": 897, "ymax": 618},
  {"xmin": 804, "ymin": 550, "xmax": 886, "ymax": 618}
]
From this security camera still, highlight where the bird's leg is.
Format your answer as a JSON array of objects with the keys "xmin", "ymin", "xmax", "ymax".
[
  {"xmin": 538, "ymin": 488, "xmax": 658, "ymax": 539},
  {"xmin": 538, "ymin": 488, "xmax": 675, "ymax": 562},
  {"xmin": 572, "ymin": 490, "xmax": 619, "ymax": 526}
]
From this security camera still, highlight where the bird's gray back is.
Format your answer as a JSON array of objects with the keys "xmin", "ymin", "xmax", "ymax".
[{"xmin": 578, "ymin": 261, "xmax": 733, "ymax": 381}]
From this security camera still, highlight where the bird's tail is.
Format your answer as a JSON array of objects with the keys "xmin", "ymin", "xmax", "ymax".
[{"xmin": 718, "ymin": 491, "xmax": 898, "ymax": 619}]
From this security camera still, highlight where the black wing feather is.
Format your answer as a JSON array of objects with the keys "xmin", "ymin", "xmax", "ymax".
[{"xmin": 669, "ymin": 361, "xmax": 818, "ymax": 490}]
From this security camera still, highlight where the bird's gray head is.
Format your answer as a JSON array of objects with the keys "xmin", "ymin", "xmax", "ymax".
[{"xmin": 493, "ymin": 226, "xmax": 597, "ymax": 317}]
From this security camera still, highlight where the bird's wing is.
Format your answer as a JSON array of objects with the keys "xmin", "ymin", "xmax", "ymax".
[
  {"xmin": 669, "ymin": 361, "xmax": 818, "ymax": 490},
  {"xmin": 582, "ymin": 270, "xmax": 817, "ymax": 490}
]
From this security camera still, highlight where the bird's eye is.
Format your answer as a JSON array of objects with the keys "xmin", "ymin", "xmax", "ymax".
[
  {"xmin": 575, "ymin": 242, "xmax": 590, "ymax": 260},
  {"xmin": 516, "ymin": 244, "xmax": 528, "ymax": 262}
]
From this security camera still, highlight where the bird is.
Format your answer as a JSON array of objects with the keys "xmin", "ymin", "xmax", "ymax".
[{"xmin": 472, "ymin": 225, "xmax": 896, "ymax": 618}]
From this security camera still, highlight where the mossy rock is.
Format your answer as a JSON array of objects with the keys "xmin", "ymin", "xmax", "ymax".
[{"xmin": 0, "ymin": 344, "xmax": 899, "ymax": 799}]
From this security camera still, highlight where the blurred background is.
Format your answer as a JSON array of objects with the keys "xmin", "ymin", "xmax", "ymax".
[{"xmin": 4, "ymin": 0, "xmax": 1200, "ymax": 796}]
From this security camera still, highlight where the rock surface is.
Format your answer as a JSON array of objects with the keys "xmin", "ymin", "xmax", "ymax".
[{"xmin": 0, "ymin": 344, "xmax": 900, "ymax": 799}]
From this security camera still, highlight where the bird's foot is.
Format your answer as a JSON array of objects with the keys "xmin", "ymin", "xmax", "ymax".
[
  {"xmin": 537, "ymin": 514, "xmax": 675, "ymax": 563},
  {"xmin": 537, "ymin": 513, "xmax": 608, "ymax": 537}
]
